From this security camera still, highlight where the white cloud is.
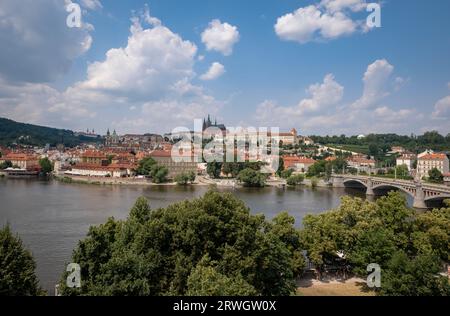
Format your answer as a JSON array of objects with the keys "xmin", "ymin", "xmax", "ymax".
[
  {"xmin": 255, "ymin": 74, "xmax": 343, "ymax": 125},
  {"xmin": 200, "ymin": 62, "xmax": 226, "ymax": 81},
  {"xmin": 351, "ymin": 59, "xmax": 394, "ymax": 109},
  {"xmin": 0, "ymin": 7, "xmax": 220, "ymax": 133},
  {"xmin": 320, "ymin": 0, "xmax": 367, "ymax": 13},
  {"xmin": 274, "ymin": 0, "xmax": 368, "ymax": 44},
  {"xmin": 299, "ymin": 74, "xmax": 344, "ymax": 113},
  {"xmin": 77, "ymin": 15, "xmax": 197, "ymax": 98},
  {"xmin": 432, "ymin": 96, "xmax": 450, "ymax": 119},
  {"xmin": 0, "ymin": 0, "xmax": 93, "ymax": 83},
  {"xmin": 80, "ymin": 0, "xmax": 102, "ymax": 10},
  {"xmin": 201, "ymin": 19, "xmax": 240, "ymax": 56},
  {"xmin": 255, "ymin": 59, "xmax": 424, "ymax": 135}
]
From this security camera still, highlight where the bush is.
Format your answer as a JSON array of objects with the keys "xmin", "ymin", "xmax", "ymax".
[
  {"xmin": 237, "ymin": 168, "xmax": 267, "ymax": 187},
  {"xmin": 286, "ymin": 174, "xmax": 304, "ymax": 186},
  {"xmin": 175, "ymin": 171, "xmax": 196, "ymax": 185},
  {"xmin": 280, "ymin": 169, "xmax": 293, "ymax": 179}
]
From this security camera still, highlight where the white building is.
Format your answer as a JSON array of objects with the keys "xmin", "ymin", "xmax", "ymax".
[
  {"xmin": 418, "ymin": 149, "xmax": 434, "ymax": 159},
  {"xmin": 396, "ymin": 153, "xmax": 416, "ymax": 171},
  {"xmin": 417, "ymin": 153, "xmax": 449, "ymax": 179},
  {"xmin": 65, "ymin": 164, "xmax": 134, "ymax": 178}
]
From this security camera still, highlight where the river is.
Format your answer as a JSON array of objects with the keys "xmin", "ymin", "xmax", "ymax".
[{"xmin": 0, "ymin": 178, "xmax": 389, "ymax": 294}]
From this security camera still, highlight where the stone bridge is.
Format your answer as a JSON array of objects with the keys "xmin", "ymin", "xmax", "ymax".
[{"xmin": 331, "ymin": 175, "xmax": 450, "ymax": 209}]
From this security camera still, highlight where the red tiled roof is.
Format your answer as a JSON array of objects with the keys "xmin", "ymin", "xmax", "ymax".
[
  {"xmin": 149, "ymin": 150, "xmax": 172, "ymax": 158},
  {"xmin": 3, "ymin": 153, "xmax": 39, "ymax": 161},
  {"xmin": 283, "ymin": 156, "xmax": 315, "ymax": 169},
  {"xmin": 418, "ymin": 153, "xmax": 447, "ymax": 161},
  {"xmin": 81, "ymin": 150, "xmax": 107, "ymax": 159},
  {"xmin": 347, "ymin": 157, "xmax": 376, "ymax": 164}
]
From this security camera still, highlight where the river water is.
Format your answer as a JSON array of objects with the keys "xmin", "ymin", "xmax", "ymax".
[{"xmin": 0, "ymin": 178, "xmax": 379, "ymax": 294}]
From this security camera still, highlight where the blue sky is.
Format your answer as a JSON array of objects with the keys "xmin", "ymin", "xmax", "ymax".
[{"xmin": 0, "ymin": 0, "xmax": 449, "ymax": 136}]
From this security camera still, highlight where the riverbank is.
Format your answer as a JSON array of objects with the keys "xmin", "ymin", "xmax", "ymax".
[{"xmin": 55, "ymin": 174, "xmax": 332, "ymax": 189}]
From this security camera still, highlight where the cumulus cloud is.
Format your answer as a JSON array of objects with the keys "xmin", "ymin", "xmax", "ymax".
[
  {"xmin": 201, "ymin": 19, "xmax": 240, "ymax": 56},
  {"xmin": 255, "ymin": 74, "xmax": 343, "ymax": 125},
  {"xmin": 298, "ymin": 74, "xmax": 344, "ymax": 113},
  {"xmin": 200, "ymin": 62, "xmax": 226, "ymax": 81},
  {"xmin": 320, "ymin": 0, "xmax": 367, "ymax": 13},
  {"xmin": 275, "ymin": 0, "xmax": 369, "ymax": 44},
  {"xmin": 0, "ymin": 7, "xmax": 220, "ymax": 133},
  {"xmin": 255, "ymin": 59, "xmax": 422, "ymax": 135},
  {"xmin": 351, "ymin": 59, "xmax": 394, "ymax": 109},
  {"xmin": 432, "ymin": 96, "xmax": 450, "ymax": 119},
  {"xmin": 0, "ymin": 0, "xmax": 93, "ymax": 83},
  {"xmin": 77, "ymin": 14, "xmax": 197, "ymax": 99}
]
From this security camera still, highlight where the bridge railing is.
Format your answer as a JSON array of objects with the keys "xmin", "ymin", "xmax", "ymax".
[{"xmin": 336, "ymin": 174, "xmax": 450, "ymax": 193}]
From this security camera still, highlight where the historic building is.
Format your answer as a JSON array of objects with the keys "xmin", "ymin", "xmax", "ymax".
[
  {"xmin": 282, "ymin": 155, "xmax": 315, "ymax": 173},
  {"xmin": 203, "ymin": 115, "xmax": 226, "ymax": 132},
  {"xmin": 0, "ymin": 153, "xmax": 40, "ymax": 170},
  {"xmin": 149, "ymin": 150, "xmax": 198, "ymax": 178},
  {"xmin": 105, "ymin": 129, "xmax": 120, "ymax": 147},
  {"xmin": 417, "ymin": 153, "xmax": 450, "ymax": 179},
  {"xmin": 396, "ymin": 153, "xmax": 417, "ymax": 171}
]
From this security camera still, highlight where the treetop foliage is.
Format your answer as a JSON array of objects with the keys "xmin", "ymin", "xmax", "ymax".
[
  {"xmin": 0, "ymin": 225, "xmax": 44, "ymax": 296},
  {"xmin": 59, "ymin": 190, "xmax": 303, "ymax": 296}
]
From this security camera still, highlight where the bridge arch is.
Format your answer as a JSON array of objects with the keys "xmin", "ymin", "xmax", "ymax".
[
  {"xmin": 424, "ymin": 194, "xmax": 450, "ymax": 203},
  {"xmin": 342, "ymin": 179, "xmax": 368, "ymax": 188},
  {"xmin": 372, "ymin": 184, "xmax": 415, "ymax": 199}
]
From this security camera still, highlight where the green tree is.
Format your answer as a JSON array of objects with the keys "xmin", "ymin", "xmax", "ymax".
[
  {"xmin": 39, "ymin": 157, "xmax": 53, "ymax": 174},
  {"xmin": 0, "ymin": 225, "xmax": 44, "ymax": 296},
  {"xmin": 129, "ymin": 197, "xmax": 152, "ymax": 223},
  {"xmin": 186, "ymin": 259, "xmax": 257, "ymax": 296},
  {"xmin": 136, "ymin": 157, "xmax": 157, "ymax": 176},
  {"xmin": 394, "ymin": 164, "xmax": 410, "ymax": 179},
  {"xmin": 276, "ymin": 158, "xmax": 285, "ymax": 177},
  {"xmin": 237, "ymin": 168, "xmax": 266, "ymax": 187},
  {"xmin": 175, "ymin": 171, "xmax": 195, "ymax": 185},
  {"xmin": 187, "ymin": 171, "xmax": 196, "ymax": 183},
  {"xmin": 0, "ymin": 160, "xmax": 12, "ymax": 170},
  {"xmin": 306, "ymin": 161, "xmax": 326, "ymax": 178},
  {"xmin": 60, "ymin": 191, "xmax": 298, "ymax": 296},
  {"xmin": 207, "ymin": 162, "xmax": 222, "ymax": 179},
  {"xmin": 428, "ymin": 168, "xmax": 443, "ymax": 183},
  {"xmin": 280, "ymin": 169, "xmax": 293, "ymax": 179},
  {"xmin": 150, "ymin": 165, "xmax": 169, "ymax": 183},
  {"xmin": 286, "ymin": 174, "xmax": 304, "ymax": 186},
  {"xmin": 380, "ymin": 251, "xmax": 450, "ymax": 296}
]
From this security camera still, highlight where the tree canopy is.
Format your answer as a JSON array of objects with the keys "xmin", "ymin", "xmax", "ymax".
[
  {"xmin": 39, "ymin": 157, "xmax": 53, "ymax": 174},
  {"xmin": 0, "ymin": 225, "xmax": 44, "ymax": 296},
  {"xmin": 236, "ymin": 168, "xmax": 267, "ymax": 187},
  {"xmin": 299, "ymin": 192, "xmax": 450, "ymax": 296},
  {"xmin": 59, "ymin": 191, "xmax": 300, "ymax": 296}
]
